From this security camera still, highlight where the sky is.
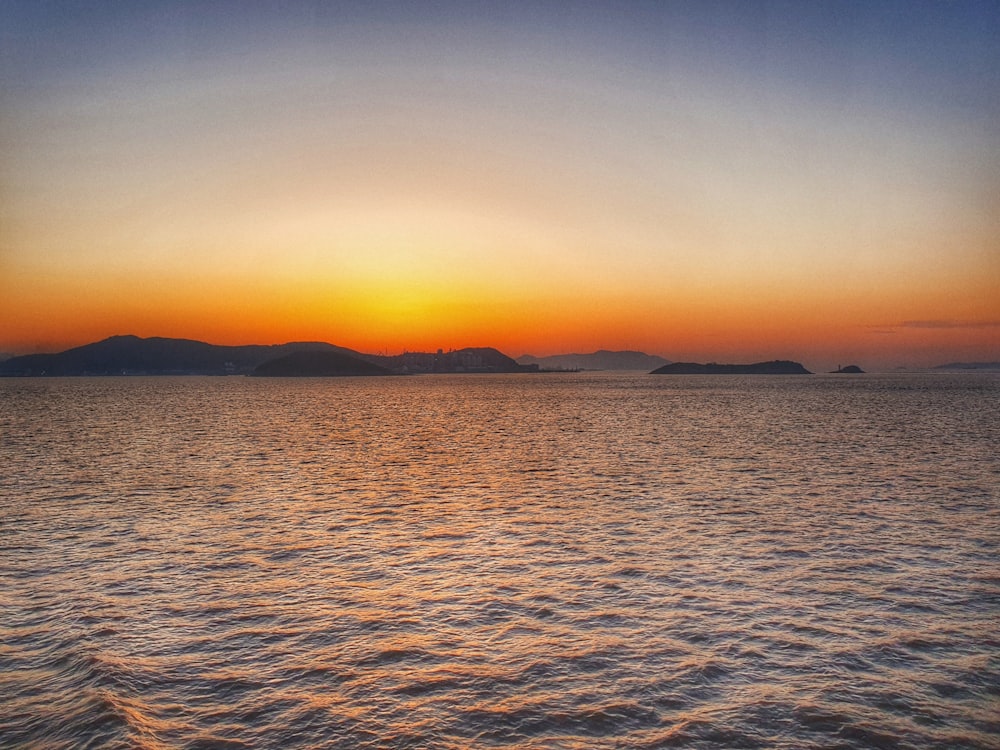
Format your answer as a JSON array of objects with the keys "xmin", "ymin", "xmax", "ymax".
[{"xmin": 2, "ymin": 0, "xmax": 998, "ymax": 369}]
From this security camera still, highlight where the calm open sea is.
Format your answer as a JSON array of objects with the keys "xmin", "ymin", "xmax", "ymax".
[{"xmin": 1, "ymin": 373, "xmax": 998, "ymax": 749}]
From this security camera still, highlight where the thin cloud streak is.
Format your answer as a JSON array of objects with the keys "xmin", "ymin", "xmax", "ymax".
[
  {"xmin": 866, "ymin": 320, "xmax": 1000, "ymax": 335},
  {"xmin": 900, "ymin": 320, "xmax": 1000, "ymax": 330}
]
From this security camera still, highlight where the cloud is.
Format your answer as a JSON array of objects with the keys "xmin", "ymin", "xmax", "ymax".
[
  {"xmin": 866, "ymin": 320, "xmax": 1000, "ymax": 334},
  {"xmin": 899, "ymin": 320, "xmax": 1000, "ymax": 330}
]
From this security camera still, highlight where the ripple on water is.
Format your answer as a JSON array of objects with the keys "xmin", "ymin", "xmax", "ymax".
[{"xmin": 1, "ymin": 373, "xmax": 998, "ymax": 748}]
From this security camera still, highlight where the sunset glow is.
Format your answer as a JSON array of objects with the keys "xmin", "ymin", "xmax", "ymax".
[{"xmin": 2, "ymin": 1, "xmax": 998, "ymax": 369}]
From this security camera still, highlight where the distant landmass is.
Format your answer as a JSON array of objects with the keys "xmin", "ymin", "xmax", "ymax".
[
  {"xmin": 0, "ymin": 336, "xmax": 538, "ymax": 377},
  {"xmin": 932, "ymin": 362, "xmax": 1000, "ymax": 371},
  {"xmin": 375, "ymin": 347, "xmax": 537, "ymax": 374},
  {"xmin": 8, "ymin": 337, "xmax": 990, "ymax": 377},
  {"xmin": 518, "ymin": 350, "xmax": 670, "ymax": 371},
  {"xmin": 253, "ymin": 350, "xmax": 393, "ymax": 377},
  {"xmin": 831, "ymin": 365, "xmax": 865, "ymax": 373},
  {"xmin": 651, "ymin": 360, "xmax": 812, "ymax": 375},
  {"xmin": 0, "ymin": 335, "xmax": 364, "ymax": 376}
]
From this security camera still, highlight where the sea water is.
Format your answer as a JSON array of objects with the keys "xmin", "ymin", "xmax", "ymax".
[{"xmin": 1, "ymin": 373, "xmax": 998, "ymax": 748}]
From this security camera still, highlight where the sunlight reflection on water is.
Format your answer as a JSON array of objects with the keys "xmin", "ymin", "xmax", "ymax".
[{"xmin": 2, "ymin": 373, "xmax": 998, "ymax": 748}]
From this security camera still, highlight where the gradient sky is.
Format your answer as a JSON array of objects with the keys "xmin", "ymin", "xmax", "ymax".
[{"xmin": 2, "ymin": 1, "xmax": 998, "ymax": 369}]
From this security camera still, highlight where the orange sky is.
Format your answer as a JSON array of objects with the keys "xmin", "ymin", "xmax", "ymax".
[{"xmin": 2, "ymin": 3, "xmax": 998, "ymax": 370}]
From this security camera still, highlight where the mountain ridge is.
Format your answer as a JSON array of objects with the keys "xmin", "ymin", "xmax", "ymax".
[
  {"xmin": 0, "ymin": 335, "xmax": 369, "ymax": 376},
  {"xmin": 0, "ymin": 336, "xmax": 536, "ymax": 376}
]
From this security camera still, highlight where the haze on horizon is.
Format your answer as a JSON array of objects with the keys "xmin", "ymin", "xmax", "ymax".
[{"xmin": 2, "ymin": 1, "xmax": 998, "ymax": 371}]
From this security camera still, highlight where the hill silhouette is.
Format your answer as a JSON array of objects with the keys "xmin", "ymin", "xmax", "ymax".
[
  {"xmin": 0, "ymin": 335, "xmax": 365, "ymax": 376},
  {"xmin": 253, "ymin": 350, "xmax": 392, "ymax": 377},
  {"xmin": 0, "ymin": 336, "xmax": 539, "ymax": 376},
  {"xmin": 651, "ymin": 360, "xmax": 811, "ymax": 375},
  {"xmin": 378, "ymin": 347, "xmax": 537, "ymax": 374}
]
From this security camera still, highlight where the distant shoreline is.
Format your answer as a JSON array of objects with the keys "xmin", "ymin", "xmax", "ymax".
[
  {"xmin": 651, "ymin": 360, "xmax": 811, "ymax": 375},
  {"xmin": 1, "ymin": 334, "xmax": 996, "ymax": 377}
]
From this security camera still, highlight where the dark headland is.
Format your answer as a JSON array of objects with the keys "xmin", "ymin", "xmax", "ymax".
[
  {"xmin": 831, "ymin": 365, "xmax": 865, "ymax": 374},
  {"xmin": 651, "ymin": 360, "xmax": 811, "ymax": 375}
]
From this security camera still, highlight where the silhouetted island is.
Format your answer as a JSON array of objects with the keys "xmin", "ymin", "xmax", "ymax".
[
  {"xmin": 518, "ymin": 350, "xmax": 670, "ymax": 371},
  {"xmin": 831, "ymin": 365, "xmax": 865, "ymax": 373},
  {"xmin": 377, "ymin": 347, "xmax": 538, "ymax": 374},
  {"xmin": 0, "ymin": 336, "xmax": 540, "ymax": 376},
  {"xmin": 0, "ymin": 335, "xmax": 365, "ymax": 376},
  {"xmin": 253, "ymin": 350, "xmax": 392, "ymax": 377},
  {"xmin": 650, "ymin": 360, "xmax": 811, "ymax": 375}
]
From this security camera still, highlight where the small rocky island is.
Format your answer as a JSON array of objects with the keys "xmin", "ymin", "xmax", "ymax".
[
  {"xmin": 650, "ymin": 360, "xmax": 811, "ymax": 375},
  {"xmin": 831, "ymin": 365, "xmax": 865, "ymax": 373}
]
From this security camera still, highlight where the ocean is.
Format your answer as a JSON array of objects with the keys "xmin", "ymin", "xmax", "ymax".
[{"xmin": 2, "ymin": 372, "xmax": 998, "ymax": 749}]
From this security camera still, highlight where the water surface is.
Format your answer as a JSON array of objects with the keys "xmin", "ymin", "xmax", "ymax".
[{"xmin": 2, "ymin": 373, "xmax": 998, "ymax": 748}]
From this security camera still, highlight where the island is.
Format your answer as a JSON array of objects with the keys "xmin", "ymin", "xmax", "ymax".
[
  {"xmin": 253, "ymin": 350, "xmax": 393, "ymax": 377},
  {"xmin": 831, "ymin": 365, "xmax": 865, "ymax": 373},
  {"xmin": 518, "ymin": 350, "xmax": 670, "ymax": 371},
  {"xmin": 378, "ymin": 347, "xmax": 538, "ymax": 374},
  {"xmin": 650, "ymin": 360, "xmax": 811, "ymax": 375},
  {"xmin": 0, "ymin": 335, "xmax": 362, "ymax": 376},
  {"xmin": 0, "ymin": 336, "xmax": 541, "ymax": 376}
]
